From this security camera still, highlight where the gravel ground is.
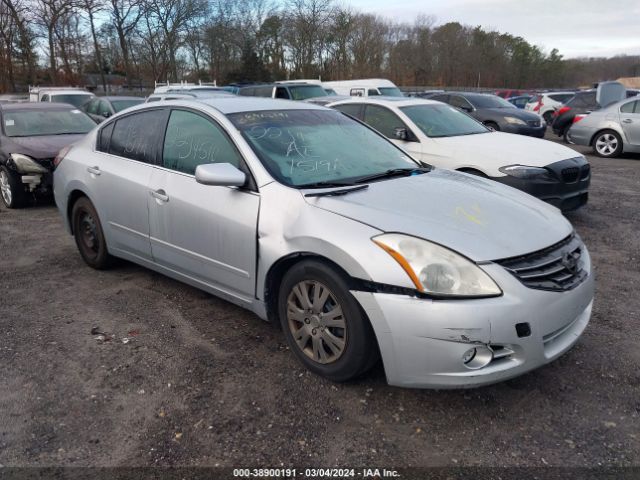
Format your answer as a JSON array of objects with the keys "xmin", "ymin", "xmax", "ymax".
[{"xmin": 0, "ymin": 134, "xmax": 639, "ymax": 470}]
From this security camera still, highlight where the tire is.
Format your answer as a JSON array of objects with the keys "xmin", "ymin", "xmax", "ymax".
[
  {"xmin": 592, "ymin": 130, "xmax": 623, "ymax": 158},
  {"xmin": 485, "ymin": 121, "xmax": 500, "ymax": 131},
  {"xmin": 542, "ymin": 111, "xmax": 553, "ymax": 125},
  {"xmin": 0, "ymin": 166, "xmax": 28, "ymax": 209},
  {"xmin": 71, "ymin": 196, "xmax": 113, "ymax": 269},
  {"xmin": 562, "ymin": 127, "xmax": 574, "ymax": 144},
  {"xmin": 278, "ymin": 260, "xmax": 378, "ymax": 382}
]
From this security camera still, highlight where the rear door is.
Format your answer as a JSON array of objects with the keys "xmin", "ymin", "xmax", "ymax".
[
  {"xmin": 620, "ymin": 100, "xmax": 640, "ymax": 146},
  {"xmin": 91, "ymin": 108, "xmax": 168, "ymax": 261},
  {"xmin": 148, "ymin": 108, "xmax": 260, "ymax": 301}
]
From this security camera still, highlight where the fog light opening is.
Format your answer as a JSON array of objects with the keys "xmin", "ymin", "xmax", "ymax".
[{"xmin": 462, "ymin": 346, "xmax": 493, "ymax": 370}]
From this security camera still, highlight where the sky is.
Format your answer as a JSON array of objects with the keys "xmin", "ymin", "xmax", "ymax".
[{"xmin": 345, "ymin": 0, "xmax": 640, "ymax": 59}]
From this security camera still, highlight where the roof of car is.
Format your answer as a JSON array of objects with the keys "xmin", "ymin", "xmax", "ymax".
[
  {"xmin": 0, "ymin": 102, "xmax": 80, "ymax": 112},
  {"xmin": 196, "ymin": 97, "xmax": 326, "ymax": 113},
  {"xmin": 327, "ymin": 96, "xmax": 441, "ymax": 108}
]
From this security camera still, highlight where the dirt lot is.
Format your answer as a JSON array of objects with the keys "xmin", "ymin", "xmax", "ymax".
[{"xmin": 1, "ymin": 134, "xmax": 639, "ymax": 471}]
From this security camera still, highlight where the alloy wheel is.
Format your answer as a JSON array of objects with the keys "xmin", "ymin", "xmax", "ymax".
[
  {"xmin": 286, "ymin": 280, "xmax": 347, "ymax": 364},
  {"xmin": 595, "ymin": 133, "xmax": 618, "ymax": 156},
  {"xmin": 0, "ymin": 170, "xmax": 12, "ymax": 206}
]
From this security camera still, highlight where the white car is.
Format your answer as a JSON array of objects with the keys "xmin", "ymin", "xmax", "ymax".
[
  {"xmin": 525, "ymin": 92, "xmax": 575, "ymax": 124},
  {"xmin": 329, "ymin": 97, "xmax": 590, "ymax": 211},
  {"xmin": 322, "ymin": 78, "xmax": 404, "ymax": 97},
  {"xmin": 28, "ymin": 87, "xmax": 95, "ymax": 109}
]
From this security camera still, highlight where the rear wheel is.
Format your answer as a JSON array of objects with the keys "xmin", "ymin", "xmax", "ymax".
[
  {"xmin": 562, "ymin": 127, "xmax": 574, "ymax": 144},
  {"xmin": 0, "ymin": 166, "xmax": 28, "ymax": 209},
  {"xmin": 278, "ymin": 260, "xmax": 378, "ymax": 382},
  {"xmin": 593, "ymin": 130, "xmax": 622, "ymax": 158},
  {"xmin": 71, "ymin": 197, "xmax": 113, "ymax": 269}
]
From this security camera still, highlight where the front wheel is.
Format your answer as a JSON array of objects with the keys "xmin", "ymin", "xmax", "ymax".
[
  {"xmin": 0, "ymin": 166, "xmax": 28, "ymax": 209},
  {"xmin": 484, "ymin": 121, "xmax": 499, "ymax": 131},
  {"xmin": 278, "ymin": 260, "xmax": 378, "ymax": 382},
  {"xmin": 71, "ymin": 196, "xmax": 113, "ymax": 269},
  {"xmin": 593, "ymin": 130, "xmax": 622, "ymax": 158}
]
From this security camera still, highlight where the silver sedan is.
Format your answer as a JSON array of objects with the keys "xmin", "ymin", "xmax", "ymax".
[
  {"xmin": 569, "ymin": 96, "xmax": 640, "ymax": 157},
  {"xmin": 53, "ymin": 98, "xmax": 594, "ymax": 389}
]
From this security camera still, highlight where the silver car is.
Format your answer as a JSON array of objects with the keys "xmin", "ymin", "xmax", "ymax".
[
  {"xmin": 569, "ymin": 96, "xmax": 640, "ymax": 157},
  {"xmin": 53, "ymin": 98, "xmax": 594, "ymax": 389}
]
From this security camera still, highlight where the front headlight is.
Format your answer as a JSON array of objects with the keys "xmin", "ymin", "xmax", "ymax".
[
  {"xmin": 504, "ymin": 116, "xmax": 527, "ymax": 125},
  {"xmin": 10, "ymin": 153, "xmax": 48, "ymax": 174},
  {"xmin": 372, "ymin": 233, "xmax": 501, "ymax": 297},
  {"xmin": 499, "ymin": 165, "xmax": 553, "ymax": 179}
]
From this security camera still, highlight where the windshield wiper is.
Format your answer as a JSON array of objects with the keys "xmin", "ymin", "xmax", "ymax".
[
  {"xmin": 304, "ymin": 184, "xmax": 369, "ymax": 198},
  {"xmin": 298, "ymin": 180, "xmax": 357, "ymax": 189},
  {"xmin": 352, "ymin": 167, "xmax": 431, "ymax": 184}
]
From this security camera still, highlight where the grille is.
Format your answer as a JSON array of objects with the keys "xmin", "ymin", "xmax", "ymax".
[
  {"xmin": 496, "ymin": 235, "xmax": 587, "ymax": 292},
  {"xmin": 580, "ymin": 164, "xmax": 590, "ymax": 180},
  {"xmin": 527, "ymin": 120, "xmax": 541, "ymax": 127},
  {"xmin": 561, "ymin": 166, "xmax": 580, "ymax": 183}
]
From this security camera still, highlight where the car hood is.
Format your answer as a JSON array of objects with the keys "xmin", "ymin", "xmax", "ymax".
[
  {"xmin": 304, "ymin": 169, "xmax": 572, "ymax": 262},
  {"xmin": 432, "ymin": 131, "xmax": 579, "ymax": 168},
  {"xmin": 5, "ymin": 134, "xmax": 86, "ymax": 160}
]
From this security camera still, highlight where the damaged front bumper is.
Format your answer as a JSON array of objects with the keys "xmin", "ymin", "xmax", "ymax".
[{"xmin": 351, "ymin": 249, "xmax": 594, "ymax": 389}]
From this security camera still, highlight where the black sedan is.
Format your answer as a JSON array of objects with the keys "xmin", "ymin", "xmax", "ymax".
[
  {"xmin": 81, "ymin": 96, "xmax": 144, "ymax": 123},
  {"xmin": 429, "ymin": 92, "xmax": 546, "ymax": 138},
  {"xmin": 0, "ymin": 103, "xmax": 95, "ymax": 208}
]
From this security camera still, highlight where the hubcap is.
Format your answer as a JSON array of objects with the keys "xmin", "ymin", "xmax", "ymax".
[
  {"xmin": 596, "ymin": 134, "xmax": 618, "ymax": 156},
  {"xmin": 0, "ymin": 171, "xmax": 12, "ymax": 205},
  {"xmin": 286, "ymin": 280, "xmax": 346, "ymax": 364},
  {"xmin": 80, "ymin": 212, "xmax": 99, "ymax": 254}
]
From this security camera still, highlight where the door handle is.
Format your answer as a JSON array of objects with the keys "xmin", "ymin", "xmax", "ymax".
[
  {"xmin": 87, "ymin": 166, "xmax": 101, "ymax": 176},
  {"xmin": 150, "ymin": 189, "xmax": 169, "ymax": 203},
  {"xmin": 622, "ymin": 118, "xmax": 633, "ymax": 124}
]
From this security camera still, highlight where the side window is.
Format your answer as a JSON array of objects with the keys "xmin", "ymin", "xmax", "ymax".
[
  {"xmin": 41, "ymin": 94, "xmax": 49, "ymax": 102},
  {"xmin": 449, "ymin": 95, "xmax": 473, "ymax": 111},
  {"xmin": 85, "ymin": 99, "xmax": 98, "ymax": 114},
  {"xmin": 275, "ymin": 87, "xmax": 290, "ymax": 99},
  {"xmin": 368, "ymin": 89, "xmax": 380, "ymax": 96},
  {"xmin": 334, "ymin": 104, "xmax": 363, "ymax": 120},
  {"xmin": 363, "ymin": 105, "xmax": 409, "ymax": 139},
  {"xmin": 620, "ymin": 100, "xmax": 639, "ymax": 114},
  {"xmin": 98, "ymin": 122, "xmax": 115, "ymax": 152},
  {"xmin": 162, "ymin": 110, "xmax": 243, "ymax": 175},
  {"xmin": 255, "ymin": 87, "xmax": 273, "ymax": 97},
  {"xmin": 109, "ymin": 109, "xmax": 166, "ymax": 163}
]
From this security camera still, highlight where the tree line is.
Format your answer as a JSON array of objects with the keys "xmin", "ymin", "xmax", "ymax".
[{"xmin": 1, "ymin": 0, "xmax": 639, "ymax": 93}]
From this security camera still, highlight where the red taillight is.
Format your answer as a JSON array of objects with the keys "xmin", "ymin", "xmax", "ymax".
[
  {"xmin": 573, "ymin": 114, "xmax": 586, "ymax": 124},
  {"xmin": 557, "ymin": 106, "xmax": 571, "ymax": 116},
  {"xmin": 53, "ymin": 145, "xmax": 72, "ymax": 168}
]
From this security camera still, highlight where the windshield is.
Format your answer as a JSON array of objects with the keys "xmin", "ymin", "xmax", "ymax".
[
  {"xmin": 2, "ymin": 109, "xmax": 96, "ymax": 137},
  {"xmin": 51, "ymin": 94, "xmax": 94, "ymax": 108},
  {"xmin": 229, "ymin": 110, "xmax": 418, "ymax": 187},
  {"xmin": 401, "ymin": 104, "xmax": 489, "ymax": 138},
  {"xmin": 379, "ymin": 87, "xmax": 404, "ymax": 97},
  {"xmin": 111, "ymin": 99, "xmax": 144, "ymax": 113},
  {"xmin": 288, "ymin": 85, "xmax": 328, "ymax": 100},
  {"xmin": 468, "ymin": 95, "xmax": 515, "ymax": 109}
]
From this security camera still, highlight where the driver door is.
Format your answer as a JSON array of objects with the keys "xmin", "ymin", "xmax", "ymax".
[{"xmin": 148, "ymin": 108, "xmax": 260, "ymax": 303}]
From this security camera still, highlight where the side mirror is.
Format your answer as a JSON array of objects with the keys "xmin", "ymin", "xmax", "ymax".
[
  {"xmin": 195, "ymin": 162, "xmax": 246, "ymax": 187},
  {"xmin": 460, "ymin": 105, "xmax": 473, "ymax": 113},
  {"xmin": 394, "ymin": 127, "xmax": 409, "ymax": 140},
  {"xmin": 102, "ymin": 111, "xmax": 111, "ymax": 118}
]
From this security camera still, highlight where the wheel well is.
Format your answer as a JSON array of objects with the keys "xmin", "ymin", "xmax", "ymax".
[
  {"xmin": 263, "ymin": 253, "xmax": 356, "ymax": 325},
  {"xmin": 66, "ymin": 190, "xmax": 88, "ymax": 234}
]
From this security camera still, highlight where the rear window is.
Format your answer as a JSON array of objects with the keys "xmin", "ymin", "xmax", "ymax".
[
  {"xmin": 549, "ymin": 93, "xmax": 574, "ymax": 103},
  {"xmin": 50, "ymin": 94, "xmax": 94, "ymax": 108},
  {"xmin": 2, "ymin": 109, "xmax": 96, "ymax": 137},
  {"xmin": 111, "ymin": 99, "xmax": 144, "ymax": 113}
]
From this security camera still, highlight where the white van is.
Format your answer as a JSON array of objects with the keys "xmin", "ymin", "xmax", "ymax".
[
  {"xmin": 29, "ymin": 87, "xmax": 95, "ymax": 108},
  {"xmin": 322, "ymin": 79, "xmax": 404, "ymax": 97}
]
